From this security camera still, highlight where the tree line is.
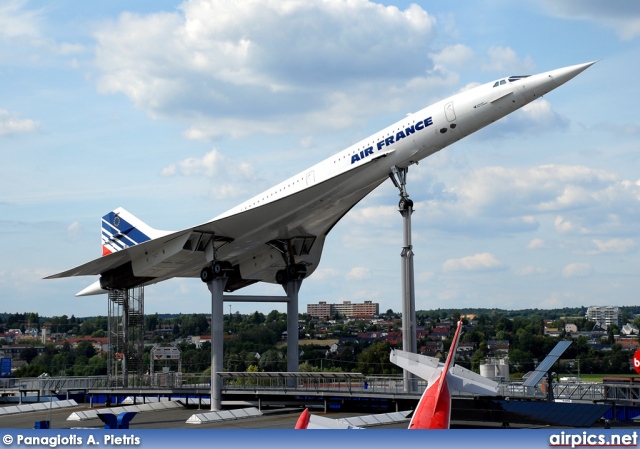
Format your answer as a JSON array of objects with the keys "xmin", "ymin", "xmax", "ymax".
[{"xmin": 3, "ymin": 307, "xmax": 640, "ymax": 378}]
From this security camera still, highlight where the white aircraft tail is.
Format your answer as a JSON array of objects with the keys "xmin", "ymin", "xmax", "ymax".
[
  {"xmin": 295, "ymin": 320, "xmax": 498, "ymax": 430},
  {"xmin": 390, "ymin": 349, "xmax": 499, "ymax": 397},
  {"xmin": 101, "ymin": 207, "xmax": 169, "ymax": 256}
]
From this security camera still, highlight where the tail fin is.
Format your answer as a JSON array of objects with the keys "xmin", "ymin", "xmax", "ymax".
[
  {"xmin": 407, "ymin": 319, "xmax": 463, "ymax": 429},
  {"xmin": 101, "ymin": 207, "xmax": 167, "ymax": 256},
  {"xmin": 295, "ymin": 409, "xmax": 311, "ymax": 429},
  {"xmin": 390, "ymin": 320, "xmax": 498, "ymax": 430}
]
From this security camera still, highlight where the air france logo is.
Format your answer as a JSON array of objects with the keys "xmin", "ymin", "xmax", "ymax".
[{"xmin": 351, "ymin": 117, "xmax": 433, "ymax": 164}]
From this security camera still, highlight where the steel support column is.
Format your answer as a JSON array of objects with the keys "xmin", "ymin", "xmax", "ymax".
[
  {"xmin": 208, "ymin": 277, "xmax": 228, "ymax": 411},
  {"xmin": 390, "ymin": 166, "xmax": 418, "ymax": 393},
  {"xmin": 284, "ymin": 280, "xmax": 302, "ymax": 381}
]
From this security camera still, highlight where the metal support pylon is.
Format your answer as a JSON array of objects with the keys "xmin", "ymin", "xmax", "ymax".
[
  {"xmin": 284, "ymin": 279, "xmax": 302, "ymax": 387},
  {"xmin": 208, "ymin": 277, "xmax": 228, "ymax": 411},
  {"xmin": 389, "ymin": 166, "xmax": 418, "ymax": 393},
  {"xmin": 207, "ymin": 274, "xmax": 303, "ymax": 410}
]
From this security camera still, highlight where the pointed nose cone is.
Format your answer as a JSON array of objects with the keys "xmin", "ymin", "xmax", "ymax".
[
  {"xmin": 515, "ymin": 61, "xmax": 596, "ymax": 101},
  {"xmin": 548, "ymin": 61, "xmax": 597, "ymax": 87}
]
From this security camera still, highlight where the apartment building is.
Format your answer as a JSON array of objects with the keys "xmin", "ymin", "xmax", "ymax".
[{"xmin": 307, "ymin": 301, "xmax": 379, "ymax": 319}]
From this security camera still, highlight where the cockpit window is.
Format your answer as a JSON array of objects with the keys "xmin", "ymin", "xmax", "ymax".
[
  {"xmin": 495, "ymin": 75, "xmax": 532, "ymax": 87},
  {"xmin": 508, "ymin": 75, "xmax": 530, "ymax": 82}
]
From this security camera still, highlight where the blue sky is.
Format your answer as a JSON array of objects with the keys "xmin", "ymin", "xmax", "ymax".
[{"xmin": 1, "ymin": 0, "xmax": 639, "ymax": 318}]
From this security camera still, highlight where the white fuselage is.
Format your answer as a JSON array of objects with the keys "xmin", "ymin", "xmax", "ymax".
[
  {"xmin": 62, "ymin": 62, "xmax": 595, "ymax": 295},
  {"xmin": 216, "ymin": 62, "xmax": 591, "ymax": 222}
]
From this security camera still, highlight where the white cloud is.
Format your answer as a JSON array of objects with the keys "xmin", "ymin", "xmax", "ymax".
[
  {"xmin": 527, "ymin": 238, "xmax": 546, "ymax": 249},
  {"xmin": 162, "ymin": 148, "xmax": 254, "ymax": 179},
  {"xmin": 0, "ymin": 109, "xmax": 39, "ymax": 136},
  {"xmin": 482, "ymin": 46, "xmax": 535, "ymax": 73},
  {"xmin": 591, "ymin": 238, "xmax": 636, "ymax": 254},
  {"xmin": 0, "ymin": 1, "xmax": 40, "ymax": 40},
  {"xmin": 554, "ymin": 216, "xmax": 589, "ymax": 235},
  {"xmin": 346, "ymin": 267, "xmax": 371, "ymax": 280},
  {"xmin": 554, "ymin": 216, "xmax": 575, "ymax": 234},
  {"xmin": 0, "ymin": 268, "xmax": 50, "ymax": 290},
  {"xmin": 431, "ymin": 44, "xmax": 475, "ymax": 70},
  {"xmin": 417, "ymin": 271, "xmax": 435, "ymax": 282},
  {"xmin": 161, "ymin": 148, "xmax": 256, "ymax": 199},
  {"xmin": 515, "ymin": 265, "xmax": 549, "ymax": 276},
  {"xmin": 92, "ymin": 0, "xmax": 438, "ymax": 138},
  {"xmin": 562, "ymin": 262, "xmax": 593, "ymax": 278},
  {"xmin": 66, "ymin": 221, "xmax": 82, "ymax": 242},
  {"xmin": 347, "ymin": 205, "xmax": 397, "ymax": 226},
  {"xmin": 415, "ymin": 165, "xmax": 638, "ymax": 237},
  {"xmin": 208, "ymin": 184, "xmax": 245, "ymax": 201},
  {"xmin": 0, "ymin": 2, "xmax": 87, "ymax": 62},
  {"xmin": 443, "ymin": 252, "xmax": 505, "ymax": 272},
  {"xmin": 307, "ymin": 267, "xmax": 340, "ymax": 282},
  {"xmin": 538, "ymin": 0, "xmax": 640, "ymax": 40}
]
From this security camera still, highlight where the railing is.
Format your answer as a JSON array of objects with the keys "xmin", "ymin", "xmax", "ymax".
[
  {"xmin": 220, "ymin": 374, "xmax": 428, "ymax": 395},
  {"xmin": 497, "ymin": 381, "xmax": 605, "ymax": 401},
  {"xmin": 0, "ymin": 374, "xmax": 627, "ymax": 404},
  {"xmin": 603, "ymin": 383, "xmax": 640, "ymax": 404}
]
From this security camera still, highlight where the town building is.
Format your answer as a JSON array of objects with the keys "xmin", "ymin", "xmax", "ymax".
[
  {"xmin": 307, "ymin": 301, "xmax": 379, "ymax": 319},
  {"xmin": 586, "ymin": 306, "xmax": 621, "ymax": 328}
]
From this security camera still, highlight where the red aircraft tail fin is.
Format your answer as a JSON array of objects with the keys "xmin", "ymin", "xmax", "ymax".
[
  {"xmin": 295, "ymin": 408, "xmax": 311, "ymax": 429},
  {"xmin": 408, "ymin": 319, "xmax": 463, "ymax": 429}
]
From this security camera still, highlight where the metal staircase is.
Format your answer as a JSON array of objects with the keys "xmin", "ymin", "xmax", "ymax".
[{"xmin": 108, "ymin": 286, "xmax": 145, "ymax": 387}]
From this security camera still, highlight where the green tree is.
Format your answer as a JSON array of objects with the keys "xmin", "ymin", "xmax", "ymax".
[
  {"xmin": 79, "ymin": 320, "xmax": 96, "ymax": 336},
  {"xmin": 356, "ymin": 341, "xmax": 399, "ymax": 375},
  {"xmin": 20, "ymin": 347, "xmax": 39, "ymax": 364}
]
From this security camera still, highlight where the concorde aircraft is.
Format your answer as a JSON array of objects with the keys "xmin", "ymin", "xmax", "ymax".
[
  {"xmin": 294, "ymin": 319, "xmax": 498, "ymax": 429},
  {"xmin": 46, "ymin": 62, "xmax": 595, "ymax": 295}
]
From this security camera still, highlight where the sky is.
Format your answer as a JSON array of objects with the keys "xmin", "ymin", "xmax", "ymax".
[{"xmin": 1, "ymin": 0, "xmax": 639, "ymax": 318}]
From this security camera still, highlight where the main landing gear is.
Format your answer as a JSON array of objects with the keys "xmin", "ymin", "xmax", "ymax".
[
  {"xmin": 200, "ymin": 260, "xmax": 233, "ymax": 283},
  {"xmin": 275, "ymin": 264, "xmax": 307, "ymax": 284}
]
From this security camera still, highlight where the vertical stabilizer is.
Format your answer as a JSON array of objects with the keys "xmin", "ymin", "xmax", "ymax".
[
  {"xmin": 408, "ymin": 319, "xmax": 463, "ymax": 429},
  {"xmin": 101, "ymin": 207, "xmax": 169, "ymax": 256}
]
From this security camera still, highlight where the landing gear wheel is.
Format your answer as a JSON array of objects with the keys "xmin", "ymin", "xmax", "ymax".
[
  {"xmin": 200, "ymin": 266, "xmax": 214, "ymax": 283},
  {"xmin": 278, "ymin": 264, "xmax": 307, "ymax": 283},
  {"xmin": 212, "ymin": 261, "xmax": 224, "ymax": 276},
  {"xmin": 275, "ymin": 270, "xmax": 288, "ymax": 285},
  {"xmin": 286, "ymin": 265, "xmax": 299, "ymax": 278},
  {"xmin": 399, "ymin": 198, "xmax": 413, "ymax": 211}
]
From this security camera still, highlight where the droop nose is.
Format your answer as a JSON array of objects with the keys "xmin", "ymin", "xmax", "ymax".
[
  {"xmin": 515, "ymin": 61, "xmax": 597, "ymax": 100},
  {"xmin": 548, "ymin": 61, "xmax": 597, "ymax": 87}
]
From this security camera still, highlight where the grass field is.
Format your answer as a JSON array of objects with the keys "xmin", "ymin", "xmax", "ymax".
[
  {"xmin": 276, "ymin": 339, "xmax": 338, "ymax": 348},
  {"xmin": 579, "ymin": 374, "xmax": 639, "ymax": 382}
]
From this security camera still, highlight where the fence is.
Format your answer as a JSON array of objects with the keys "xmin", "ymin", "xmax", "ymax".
[{"xmin": 0, "ymin": 373, "xmax": 629, "ymax": 404}]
